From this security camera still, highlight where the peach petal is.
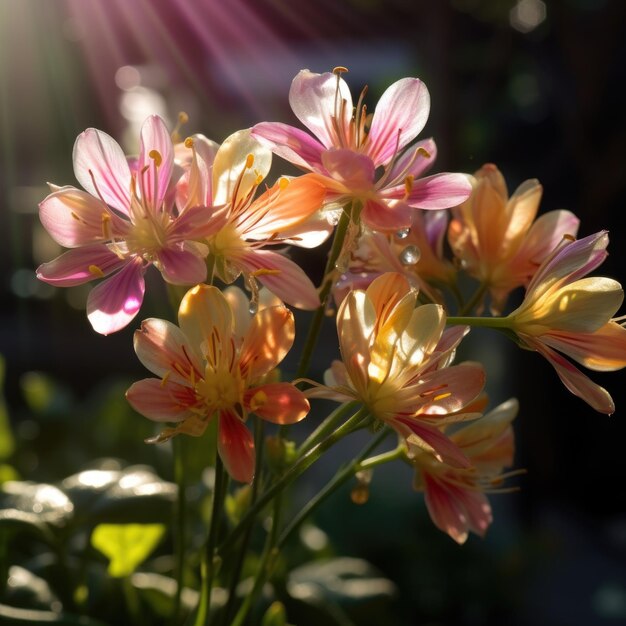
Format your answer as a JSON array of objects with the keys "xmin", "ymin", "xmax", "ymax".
[
  {"xmin": 126, "ymin": 378, "xmax": 197, "ymax": 422},
  {"xmin": 218, "ymin": 411, "xmax": 255, "ymax": 483},
  {"xmin": 245, "ymin": 383, "xmax": 309, "ymax": 424}
]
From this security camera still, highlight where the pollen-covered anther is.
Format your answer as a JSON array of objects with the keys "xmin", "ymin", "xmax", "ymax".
[
  {"xmin": 101, "ymin": 213, "xmax": 112, "ymax": 239},
  {"xmin": 433, "ymin": 391, "xmax": 452, "ymax": 402},
  {"xmin": 250, "ymin": 390, "xmax": 268, "ymax": 411},
  {"xmin": 245, "ymin": 154, "xmax": 255, "ymax": 169},
  {"xmin": 416, "ymin": 146, "xmax": 431, "ymax": 159},
  {"xmin": 251, "ymin": 268, "xmax": 281, "ymax": 277},
  {"xmin": 404, "ymin": 175, "xmax": 415, "ymax": 196},
  {"xmin": 333, "ymin": 66, "xmax": 349, "ymax": 75},
  {"xmin": 88, "ymin": 264, "xmax": 105, "ymax": 277},
  {"xmin": 149, "ymin": 149, "xmax": 163, "ymax": 167},
  {"xmin": 184, "ymin": 137, "xmax": 194, "ymax": 149},
  {"xmin": 278, "ymin": 177, "xmax": 289, "ymax": 190},
  {"xmin": 161, "ymin": 371, "xmax": 171, "ymax": 387}
]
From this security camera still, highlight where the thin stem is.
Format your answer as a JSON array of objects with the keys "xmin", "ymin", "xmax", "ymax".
[
  {"xmin": 218, "ymin": 406, "xmax": 369, "ymax": 555},
  {"xmin": 277, "ymin": 427, "xmax": 391, "ymax": 550},
  {"xmin": 296, "ymin": 401, "xmax": 360, "ymax": 457},
  {"xmin": 221, "ymin": 419, "xmax": 265, "ymax": 626},
  {"xmin": 296, "ymin": 203, "xmax": 353, "ymax": 380},
  {"xmin": 171, "ymin": 436, "xmax": 187, "ymax": 626},
  {"xmin": 193, "ymin": 457, "xmax": 226, "ymax": 626}
]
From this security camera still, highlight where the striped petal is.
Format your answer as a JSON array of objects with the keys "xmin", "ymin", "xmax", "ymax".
[
  {"xmin": 218, "ymin": 411, "xmax": 255, "ymax": 483},
  {"xmin": 126, "ymin": 378, "xmax": 197, "ymax": 422},
  {"xmin": 245, "ymin": 383, "xmax": 309, "ymax": 424}
]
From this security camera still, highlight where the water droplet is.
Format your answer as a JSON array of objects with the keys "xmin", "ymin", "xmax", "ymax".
[
  {"xmin": 400, "ymin": 245, "xmax": 420, "ymax": 266},
  {"xmin": 248, "ymin": 301, "xmax": 258, "ymax": 315},
  {"xmin": 395, "ymin": 227, "xmax": 410, "ymax": 240}
]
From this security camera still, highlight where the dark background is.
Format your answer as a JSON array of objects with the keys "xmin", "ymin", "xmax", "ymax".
[{"xmin": 1, "ymin": 1, "xmax": 625, "ymax": 624}]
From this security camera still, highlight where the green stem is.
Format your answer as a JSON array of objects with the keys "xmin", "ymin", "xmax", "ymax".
[
  {"xmin": 446, "ymin": 315, "xmax": 510, "ymax": 329},
  {"xmin": 296, "ymin": 204, "xmax": 353, "ymax": 380},
  {"xmin": 277, "ymin": 427, "xmax": 392, "ymax": 550},
  {"xmin": 172, "ymin": 437, "xmax": 187, "ymax": 626},
  {"xmin": 193, "ymin": 457, "xmax": 227, "ymax": 626},
  {"xmin": 218, "ymin": 407, "xmax": 369, "ymax": 555},
  {"xmin": 221, "ymin": 419, "xmax": 265, "ymax": 626},
  {"xmin": 296, "ymin": 401, "xmax": 360, "ymax": 457}
]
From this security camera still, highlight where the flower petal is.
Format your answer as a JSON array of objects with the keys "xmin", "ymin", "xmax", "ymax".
[
  {"xmin": 367, "ymin": 78, "xmax": 430, "ymax": 167},
  {"xmin": 289, "ymin": 69, "xmax": 352, "ymax": 149},
  {"xmin": 86, "ymin": 258, "xmax": 146, "ymax": 335},
  {"xmin": 218, "ymin": 411, "xmax": 255, "ymax": 483},
  {"xmin": 36, "ymin": 245, "xmax": 127, "ymax": 287},
  {"xmin": 73, "ymin": 128, "xmax": 131, "ymax": 214},
  {"xmin": 245, "ymin": 383, "xmax": 309, "ymax": 424},
  {"xmin": 138, "ymin": 115, "xmax": 175, "ymax": 210},
  {"xmin": 156, "ymin": 247, "xmax": 207, "ymax": 285},
  {"xmin": 360, "ymin": 198, "xmax": 413, "ymax": 232},
  {"xmin": 403, "ymin": 172, "xmax": 473, "ymax": 209},
  {"xmin": 126, "ymin": 378, "xmax": 197, "ymax": 422},
  {"xmin": 252, "ymin": 122, "xmax": 326, "ymax": 171},
  {"xmin": 133, "ymin": 318, "xmax": 202, "ymax": 385}
]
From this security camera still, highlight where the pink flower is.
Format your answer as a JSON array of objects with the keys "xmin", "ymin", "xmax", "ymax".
[
  {"xmin": 504, "ymin": 231, "xmax": 626, "ymax": 413},
  {"xmin": 306, "ymin": 273, "xmax": 486, "ymax": 466},
  {"xmin": 411, "ymin": 398, "xmax": 519, "ymax": 544},
  {"xmin": 180, "ymin": 129, "xmax": 329, "ymax": 309},
  {"xmin": 126, "ymin": 284, "xmax": 309, "ymax": 483},
  {"xmin": 36, "ymin": 115, "xmax": 222, "ymax": 335},
  {"xmin": 252, "ymin": 69, "xmax": 472, "ymax": 231},
  {"xmin": 448, "ymin": 163, "xmax": 580, "ymax": 314}
]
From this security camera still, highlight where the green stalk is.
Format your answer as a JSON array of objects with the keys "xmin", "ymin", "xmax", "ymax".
[
  {"xmin": 218, "ymin": 407, "xmax": 369, "ymax": 556},
  {"xmin": 277, "ymin": 427, "xmax": 392, "ymax": 550},
  {"xmin": 296, "ymin": 401, "xmax": 360, "ymax": 457},
  {"xmin": 193, "ymin": 457, "xmax": 227, "ymax": 626},
  {"xmin": 171, "ymin": 436, "xmax": 187, "ymax": 626},
  {"xmin": 296, "ymin": 203, "xmax": 354, "ymax": 380}
]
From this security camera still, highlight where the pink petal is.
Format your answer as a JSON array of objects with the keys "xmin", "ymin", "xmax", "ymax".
[
  {"xmin": 171, "ymin": 203, "xmax": 227, "ymax": 241},
  {"xmin": 126, "ymin": 378, "xmax": 197, "ymax": 422},
  {"xmin": 238, "ymin": 249, "xmax": 320, "ymax": 310},
  {"xmin": 86, "ymin": 258, "xmax": 146, "ymax": 335},
  {"xmin": 395, "ymin": 418, "xmax": 471, "ymax": 468},
  {"xmin": 383, "ymin": 138, "xmax": 438, "ymax": 187},
  {"xmin": 360, "ymin": 198, "xmax": 413, "ymax": 232},
  {"xmin": 245, "ymin": 383, "xmax": 309, "ymax": 424},
  {"xmin": 400, "ymin": 172, "xmax": 472, "ymax": 209},
  {"xmin": 218, "ymin": 411, "xmax": 255, "ymax": 483},
  {"xmin": 73, "ymin": 128, "xmax": 131, "ymax": 215},
  {"xmin": 289, "ymin": 70, "xmax": 352, "ymax": 149},
  {"xmin": 321, "ymin": 149, "xmax": 375, "ymax": 191},
  {"xmin": 523, "ymin": 336, "xmax": 615, "ymax": 414},
  {"xmin": 133, "ymin": 318, "xmax": 202, "ymax": 385},
  {"xmin": 367, "ymin": 78, "xmax": 430, "ymax": 167},
  {"xmin": 138, "ymin": 115, "xmax": 175, "ymax": 210},
  {"xmin": 36, "ymin": 245, "xmax": 127, "ymax": 287},
  {"xmin": 252, "ymin": 122, "xmax": 326, "ymax": 171},
  {"xmin": 39, "ymin": 187, "xmax": 127, "ymax": 247},
  {"xmin": 156, "ymin": 247, "xmax": 207, "ymax": 285}
]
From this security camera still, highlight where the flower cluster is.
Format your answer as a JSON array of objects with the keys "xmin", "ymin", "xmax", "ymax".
[{"xmin": 37, "ymin": 65, "xmax": 626, "ymax": 566}]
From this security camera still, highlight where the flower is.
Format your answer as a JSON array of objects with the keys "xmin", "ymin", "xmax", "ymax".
[
  {"xmin": 503, "ymin": 231, "xmax": 626, "ymax": 413},
  {"xmin": 126, "ymin": 284, "xmax": 310, "ymax": 483},
  {"xmin": 306, "ymin": 272, "xmax": 486, "ymax": 466},
  {"xmin": 252, "ymin": 69, "xmax": 472, "ymax": 231},
  {"xmin": 411, "ymin": 398, "xmax": 519, "ymax": 544},
  {"xmin": 36, "ymin": 115, "xmax": 222, "ymax": 334},
  {"xmin": 448, "ymin": 163, "xmax": 580, "ymax": 314},
  {"xmin": 180, "ymin": 129, "xmax": 329, "ymax": 309}
]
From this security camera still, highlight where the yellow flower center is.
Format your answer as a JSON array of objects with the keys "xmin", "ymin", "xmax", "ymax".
[{"xmin": 195, "ymin": 365, "xmax": 243, "ymax": 414}]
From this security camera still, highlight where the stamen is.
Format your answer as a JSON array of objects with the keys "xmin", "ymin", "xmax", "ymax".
[
  {"xmin": 250, "ymin": 390, "xmax": 268, "ymax": 411},
  {"xmin": 404, "ymin": 175, "xmax": 415, "ymax": 197},
  {"xmin": 161, "ymin": 371, "xmax": 171, "ymax": 387},
  {"xmin": 184, "ymin": 137, "xmax": 194, "ymax": 149},
  {"xmin": 149, "ymin": 150, "xmax": 162, "ymax": 167},
  {"xmin": 171, "ymin": 111, "xmax": 190, "ymax": 143},
  {"xmin": 333, "ymin": 66, "xmax": 349, "ymax": 75},
  {"xmin": 278, "ymin": 177, "xmax": 289, "ymax": 190},
  {"xmin": 88, "ymin": 264, "xmax": 105, "ymax": 278},
  {"xmin": 245, "ymin": 154, "xmax": 255, "ymax": 169}
]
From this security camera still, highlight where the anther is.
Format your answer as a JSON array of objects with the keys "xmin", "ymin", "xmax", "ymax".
[
  {"xmin": 333, "ymin": 66, "xmax": 349, "ymax": 75},
  {"xmin": 278, "ymin": 177, "xmax": 289, "ymax": 190},
  {"xmin": 149, "ymin": 150, "xmax": 162, "ymax": 167},
  {"xmin": 245, "ymin": 154, "xmax": 255, "ymax": 169},
  {"xmin": 88, "ymin": 264, "xmax": 105, "ymax": 278},
  {"xmin": 184, "ymin": 137, "xmax": 194, "ymax": 149}
]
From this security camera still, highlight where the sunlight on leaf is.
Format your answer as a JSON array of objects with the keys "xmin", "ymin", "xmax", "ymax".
[{"xmin": 91, "ymin": 523, "xmax": 166, "ymax": 578}]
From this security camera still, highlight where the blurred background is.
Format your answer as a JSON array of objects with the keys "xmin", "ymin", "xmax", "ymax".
[{"xmin": 1, "ymin": 1, "xmax": 625, "ymax": 624}]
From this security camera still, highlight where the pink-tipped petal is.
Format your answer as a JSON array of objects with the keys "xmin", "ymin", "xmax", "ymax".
[
  {"xmin": 156, "ymin": 247, "xmax": 207, "ymax": 285},
  {"xmin": 133, "ymin": 318, "xmax": 202, "ymax": 384},
  {"xmin": 39, "ymin": 187, "xmax": 127, "ymax": 247},
  {"xmin": 245, "ymin": 383, "xmax": 310, "ymax": 424},
  {"xmin": 218, "ymin": 411, "xmax": 255, "ymax": 483},
  {"xmin": 86, "ymin": 258, "xmax": 146, "ymax": 335},
  {"xmin": 289, "ymin": 70, "xmax": 353, "ymax": 149},
  {"xmin": 36, "ymin": 245, "xmax": 127, "ymax": 287},
  {"xmin": 367, "ymin": 78, "xmax": 430, "ymax": 167},
  {"xmin": 385, "ymin": 138, "xmax": 438, "ymax": 185},
  {"xmin": 252, "ymin": 122, "xmax": 326, "ymax": 172},
  {"xmin": 138, "ymin": 115, "xmax": 175, "ymax": 210},
  {"xmin": 126, "ymin": 378, "xmax": 197, "ymax": 422},
  {"xmin": 360, "ymin": 198, "xmax": 413, "ymax": 232},
  {"xmin": 239, "ymin": 249, "xmax": 320, "ymax": 310},
  {"xmin": 403, "ymin": 172, "xmax": 473, "ymax": 209},
  {"xmin": 321, "ymin": 149, "xmax": 375, "ymax": 191},
  {"xmin": 73, "ymin": 128, "xmax": 131, "ymax": 214}
]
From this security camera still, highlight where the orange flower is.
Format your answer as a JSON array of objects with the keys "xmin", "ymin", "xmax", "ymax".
[
  {"xmin": 448, "ymin": 163, "xmax": 579, "ymax": 313},
  {"xmin": 411, "ymin": 398, "xmax": 519, "ymax": 544},
  {"xmin": 126, "ymin": 284, "xmax": 309, "ymax": 482}
]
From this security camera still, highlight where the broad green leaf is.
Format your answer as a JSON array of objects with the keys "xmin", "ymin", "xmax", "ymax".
[
  {"xmin": 91, "ymin": 523, "xmax": 166, "ymax": 578},
  {"xmin": 0, "ymin": 356, "xmax": 15, "ymax": 460}
]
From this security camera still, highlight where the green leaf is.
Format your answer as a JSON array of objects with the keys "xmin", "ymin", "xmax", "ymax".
[
  {"xmin": 0, "ymin": 355, "xmax": 15, "ymax": 460},
  {"xmin": 262, "ymin": 601, "xmax": 288, "ymax": 626},
  {"xmin": 91, "ymin": 523, "xmax": 166, "ymax": 578}
]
